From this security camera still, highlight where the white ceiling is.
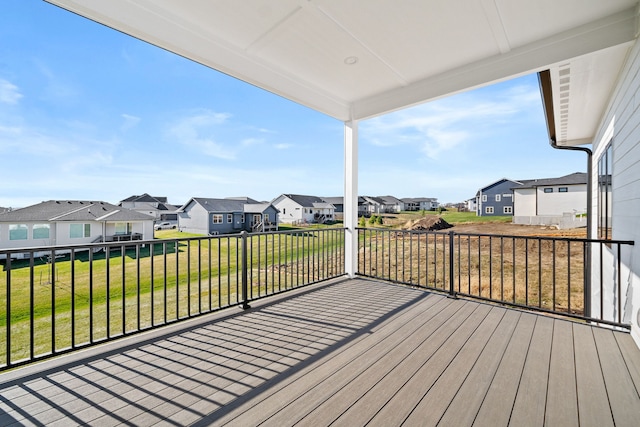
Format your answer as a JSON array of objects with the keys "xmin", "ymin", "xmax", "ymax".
[{"xmin": 45, "ymin": 0, "xmax": 639, "ymax": 145}]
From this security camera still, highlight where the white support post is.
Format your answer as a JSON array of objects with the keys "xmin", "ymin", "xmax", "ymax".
[{"xmin": 344, "ymin": 120, "xmax": 358, "ymax": 278}]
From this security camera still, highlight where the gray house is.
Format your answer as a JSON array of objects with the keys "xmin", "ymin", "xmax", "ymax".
[
  {"xmin": 401, "ymin": 197, "xmax": 439, "ymax": 211},
  {"xmin": 475, "ymin": 178, "xmax": 523, "ymax": 216},
  {"xmin": 119, "ymin": 194, "xmax": 180, "ymax": 222},
  {"xmin": 177, "ymin": 197, "xmax": 278, "ymax": 235}
]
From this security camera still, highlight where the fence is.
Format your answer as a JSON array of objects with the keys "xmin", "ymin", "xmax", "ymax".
[
  {"xmin": 357, "ymin": 228, "xmax": 634, "ymax": 327},
  {"xmin": 0, "ymin": 228, "xmax": 345, "ymax": 371}
]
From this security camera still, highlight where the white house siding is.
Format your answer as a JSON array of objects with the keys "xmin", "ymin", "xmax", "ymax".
[
  {"xmin": 513, "ymin": 188, "xmax": 537, "ymax": 217},
  {"xmin": 590, "ymin": 36, "xmax": 640, "ymax": 346},
  {"xmin": 537, "ymin": 184, "xmax": 586, "ymax": 216},
  {"xmin": 272, "ymin": 197, "xmax": 313, "ymax": 224},
  {"xmin": 178, "ymin": 202, "xmax": 210, "ymax": 234},
  {"xmin": 513, "ymin": 185, "xmax": 587, "ymax": 228}
]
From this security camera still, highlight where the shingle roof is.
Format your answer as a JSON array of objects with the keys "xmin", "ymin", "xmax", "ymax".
[
  {"xmin": 185, "ymin": 197, "xmax": 271, "ymax": 213},
  {"xmin": 516, "ymin": 172, "xmax": 587, "ymax": 188},
  {"xmin": 120, "ymin": 193, "xmax": 168, "ymax": 203},
  {"xmin": 280, "ymin": 194, "xmax": 328, "ymax": 208},
  {"xmin": 0, "ymin": 200, "xmax": 154, "ymax": 222}
]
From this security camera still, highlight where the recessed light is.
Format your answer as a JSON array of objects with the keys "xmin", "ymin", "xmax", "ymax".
[{"xmin": 344, "ymin": 56, "xmax": 358, "ymax": 65}]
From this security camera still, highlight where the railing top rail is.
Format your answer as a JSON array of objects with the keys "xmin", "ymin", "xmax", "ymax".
[
  {"xmin": 0, "ymin": 227, "xmax": 348, "ymax": 255},
  {"xmin": 356, "ymin": 226, "xmax": 635, "ymax": 246}
]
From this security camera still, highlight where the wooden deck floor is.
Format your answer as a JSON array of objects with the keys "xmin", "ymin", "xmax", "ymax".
[{"xmin": 1, "ymin": 278, "xmax": 640, "ymax": 426}]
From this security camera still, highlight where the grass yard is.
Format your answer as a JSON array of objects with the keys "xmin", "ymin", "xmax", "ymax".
[{"xmin": 0, "ymin": 229, "xmax": 345, "ymax": 365}]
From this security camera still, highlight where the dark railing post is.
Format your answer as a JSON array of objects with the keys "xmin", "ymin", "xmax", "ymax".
[
  {"xmin": 448, "ymin": 230, "xmax": 457, "ymax": 298},
  {"xmin": 241, "ymin": 231, "xmax": 251, "ymax": 310}
]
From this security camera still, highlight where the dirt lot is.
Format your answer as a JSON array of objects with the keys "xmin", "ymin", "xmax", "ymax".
[{"xmin": 449, "ymin": 222, "xmax": 587, "ymax": 238}]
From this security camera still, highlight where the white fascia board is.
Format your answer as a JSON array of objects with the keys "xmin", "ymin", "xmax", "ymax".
[{"xmin": 352, "ymin": 8, "xmax": 638, "ymax": 120}]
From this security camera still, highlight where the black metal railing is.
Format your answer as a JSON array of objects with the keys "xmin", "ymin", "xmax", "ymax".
[
  {"xmin": 0, "ymin": 228, "xmax": 345, "ymax": 371},
  {"xmin": 357, "ymin": 228, "xmax": 634, "ymax": 327}
]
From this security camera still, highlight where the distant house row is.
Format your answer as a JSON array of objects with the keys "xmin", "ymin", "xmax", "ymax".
[
  {"xmin": 469, "ymin": 172, "xmax": 587, "ymax": 228},
  {"xmin": 0, "ymin": 193, "xmax": 439, "ymax": 258}
]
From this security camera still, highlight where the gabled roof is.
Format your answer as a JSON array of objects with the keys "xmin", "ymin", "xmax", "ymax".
[
  {"xmin": 378, "ymin": 195, "xmax": 403, "ymax": 204},
  {"xmin": 120, "ymin": 193, "xmax": 168, "ymax": 204},
  {"xmin": 180, "ymin": 197, "xmax": 273, "ymax": 214},
  {"xmin": 276, "ymin": 194, "xmax": 330, "ymax": 208},
  {"xmin": 322, "ymin": 197, "xmax": 343, "ymax": 205},
  {"xmin": 516, "ymin": 172, "xmax": 587, "ymax": 189},
  {"xmin": 479, "ymin": 178, "xmax": 524, "ymax": 193},
  {"xmin": 0, "ymin": 200, "xmax": 154, "ymax": 222}
]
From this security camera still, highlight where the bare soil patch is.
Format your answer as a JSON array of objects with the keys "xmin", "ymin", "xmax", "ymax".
[{"xmin": 449, "ymin": 222, "xmax": 587, "ymax": 238}]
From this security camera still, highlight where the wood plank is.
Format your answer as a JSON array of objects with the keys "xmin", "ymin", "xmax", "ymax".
[
  {"xmin": 572, "ymin": 323, "xmax": 614, "ymax": 427},
  {"xmin": 592, "ymin": 326, "xmax": 640, "ymax": 426},
  {"xmin": 436, "ymin": 308, "xmax": 521, "ymax": 427},
  {"xmin": 359, "ymin": 304, "xmax": 496, "ymax": 426},
  {"xmin": 215, "ymin": 291, "xmax": 451, "ymax": 426},
  {"xmin": 404, "ymin": 307, "xmax": 518, "ymax": 426},
  {"xmin": 545, "ymin": 319, "xmax": 578, "ymax": 427},
  {"xmin": 262, "ymin": 298, "xmax": 473, "ymax": 427},
  {"xmin": 509, "ymin": 315, "xmax": 554, "ymax": 426},
  {"xmin": 614, "ymin": 331, "xmax": 640, "ymax": 394},
  {"xmin": 473, "ymin": 312, "xmax": 537, "ymax": 427}
]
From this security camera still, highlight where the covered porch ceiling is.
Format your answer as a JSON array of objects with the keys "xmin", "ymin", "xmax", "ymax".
[{"xmin": 45, "ymin": 0, "xmax": 639, "ymax": 147}]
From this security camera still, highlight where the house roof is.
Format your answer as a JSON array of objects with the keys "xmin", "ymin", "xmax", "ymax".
[
  {"xmin": 478, "ymin": 178, "xmax": 524, "ymax": 193},
  {"xmin": 46, "ymin": 0, "xmax": 637, "ymax": 145},
  {"xmin": 516, "ymin": 172, "xmax": 588, "ymax": 189},
  {"xmin": 0, "ymin": 200, "xmax": 154, "ymax": 222},
  {"xmin": 378, "ymin": 195, "xmax": 403, "ymax": 204},
  {"xmin": 181, "ymin": 197, "xmax": 274, "ymax": 214},
  {"xmin": 276, "ymin": 194, "xmax": 330, "ymax": 208},
  {"xmin": 401, "ymin": 198, "xmax": 438, "ymax": 203},
  {"xmin": 322, "ymin": 197, "xmax": 343, "ymax": 205},
  {"xmin": 120, "ymin": 193, "xmax": 168, "ymax": 204}
]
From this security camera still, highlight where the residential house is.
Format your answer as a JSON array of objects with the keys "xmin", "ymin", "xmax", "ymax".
[
  {"xmin": 0, "ymin": 200, "xmax": 155, "ymax": 259},
  {"xmin": 177, "ymin": 197, "xmax": 278, "ymax": 235},
  {"xmin": 475, "ymin": 178, "xmax": 522, "ymax": 216},
  {"xmin": 119, "ymin": 194, "xmax": 180, "ymax": 222},
  {"xmin": 271, "ymin": 194, "xmax": 335, "ymax": 224},
  {"xmin": 466, "ymin": 198, "xmax": 477, "ymax": 213},
  {"xmin": 401, "ymin": 197, "xmax": 439, "ymax": 212},
  {"xmin": 513, "ymin": 172, "xmax": 587, "ymax": 228},
  {"xmin": 378, "ymin": 196, "xmax": 404, "ymax": 213},
  {"xmin": 322, "ymin": 196, "xmax": 344, "ymax": 220},
  {"xmin": 0, "ymin": 207, "xmax": 10, "ymax": 214}
]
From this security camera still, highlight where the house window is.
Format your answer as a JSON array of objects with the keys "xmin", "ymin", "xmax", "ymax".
[
  {"xmin": 598, "ymin": 143, "xmax": 613, "ymax": 239},
  {"xmin": 481, "ymin": 195, "xmax": 487, "ymax": 202},
  {"xmin": 543, "ymin": 188, "xmax": 553, "ymax": 193},
  {"xmin": 503, "ymin": 206, "xmax": 513, "ymax": 214},
  {"xmin": 114, "ymin": 222, "xmax": 131, "ymax": 235},
  {"xmin": 263, "ymin": 214, "xmax": 269, "ymax": 223},
  {"xmin": 485, "ymin": 206, "xmax": 494, "ymax": 214},
  {"xmin": 212, "ymin": 214, "xmax": 223, "ymax": 224},
  {"xmin": 495, "ymin": 195, "xmax": 501, "ymax": 202},
  {"xmin": 240, "ymin": 216, "xmax": 245, "ymax": 223},
  {"xmin": 283, "ymin": 208, "xmax": 286, "ymax": 214},
  {"xmin": 559, "ymin": 187, "xmax": 568, "ymax": 193},
  {"xmin": 9, "ymin": 224, "xmax": 28, "ymax": 240},
  {"xmin": 70, "ymin": 223, "xmax": 90, "ymax": 238},
  {"xmin": 33, "ymin": 224, "xmax": 50, "ymax": 239},
  {"xmin": 227, "ymin": 214, "xmax": 233, "ymax": 223}
]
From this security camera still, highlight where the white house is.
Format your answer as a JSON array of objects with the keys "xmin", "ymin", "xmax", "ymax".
[
  {"xmin": 272, "ymin": 194, "xmax": 335, "ymax": 224},
  {"xmin": 0, "ymin": 200, "xmax": 155, "ymax": 259},
  {"xmin": 513, "ymin": 172, "xmax": 587, "ymax": 228}
]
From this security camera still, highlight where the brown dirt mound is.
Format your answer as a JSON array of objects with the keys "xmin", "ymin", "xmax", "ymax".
[{"xmin": 406, "ymin": 216, "xmax": 453, "ymax": 231}]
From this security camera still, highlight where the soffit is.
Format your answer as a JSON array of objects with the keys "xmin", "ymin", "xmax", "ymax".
[{"xmin": 45, "ymin": 0, "xmax": 638, "ymax": 131}]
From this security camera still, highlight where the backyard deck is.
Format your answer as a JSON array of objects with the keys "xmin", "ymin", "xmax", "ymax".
[{"xmin": 0, "ymin": 278, "xmax": 639, "ymax": 426}]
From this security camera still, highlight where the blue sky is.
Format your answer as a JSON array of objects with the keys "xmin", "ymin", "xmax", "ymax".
[{"xmin": 0, "ymin": 1, "xmax": 585, "ymax": 209}]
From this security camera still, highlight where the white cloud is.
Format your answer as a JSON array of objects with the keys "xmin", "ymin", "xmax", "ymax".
[
  {"xmin": 362, "ymin": 82, "xmax": 540, "ymax": 159},
  {"xmin": 0, "ymin": 78, "xmax": 23, "ymax": 104},
  {"xmin": 121, "ymin": 114, "xmax": 141, "ymax": 131},
  {"xmin": 275, "ymin": 143, "xmax": 292, "ymax": 150},
  {"xmin": 241, "ymin": 137, "xmax": 264, "ymax": 146},
  {"xmin": 168, "ymin": 109, "xmax": 235, "ymax": 160}
]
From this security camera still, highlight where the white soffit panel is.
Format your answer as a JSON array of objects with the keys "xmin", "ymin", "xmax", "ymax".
[{"xmin": 550, "ymin": 43, "xmax": 634, "ymax": 147}]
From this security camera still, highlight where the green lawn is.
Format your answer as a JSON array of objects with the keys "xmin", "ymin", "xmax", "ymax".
[{"xmin": 0, "ymin": 229, "xmax": 345, "ymax": 365}]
